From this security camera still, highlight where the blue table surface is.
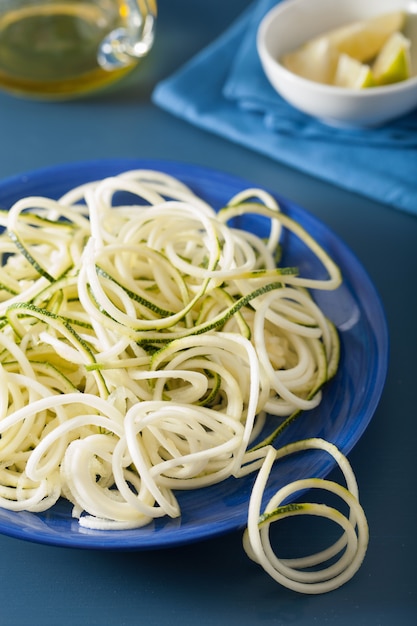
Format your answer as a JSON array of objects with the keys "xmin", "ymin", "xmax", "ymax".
[{"xmin": 0, "ymin": 2, "xmax": 416, "ymax": 625}]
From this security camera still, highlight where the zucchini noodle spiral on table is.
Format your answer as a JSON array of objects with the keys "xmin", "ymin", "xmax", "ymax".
[{"xmin": 0, "ymin": 169, "xmax": 368, "ymax": 593}]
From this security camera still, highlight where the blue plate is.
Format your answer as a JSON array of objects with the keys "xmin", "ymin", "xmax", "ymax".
[{"xmin": 0, "ymin": 159, "xmax": 388, "ymax": 550}]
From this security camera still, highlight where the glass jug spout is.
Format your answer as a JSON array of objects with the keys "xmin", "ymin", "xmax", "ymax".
[{"xmin": 98, "ymin": 0, "xmax": 157, "ymax": 71}]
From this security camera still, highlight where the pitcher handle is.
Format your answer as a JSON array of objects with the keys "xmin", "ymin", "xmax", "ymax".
[{"xmin": 98, "ymin": 0, "xmax": 157, "ymax": 71}]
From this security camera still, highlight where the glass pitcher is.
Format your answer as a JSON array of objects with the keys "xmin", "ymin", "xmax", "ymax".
[{"xmin": 0, "ymin": 0, "xmax": 157, "ymax": 99}]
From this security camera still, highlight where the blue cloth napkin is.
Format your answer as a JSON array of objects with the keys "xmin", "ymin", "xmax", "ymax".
[{"xmin": 152, "ymin": 0, "xmax": 417, "ymax": 217}]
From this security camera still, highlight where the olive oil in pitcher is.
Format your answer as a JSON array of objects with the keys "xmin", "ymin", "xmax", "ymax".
[{"xmin": 0, "ymin": 1, "xmax": 157, "ymax": 98}]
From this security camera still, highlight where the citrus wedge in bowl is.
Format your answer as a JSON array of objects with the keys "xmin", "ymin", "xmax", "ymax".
[{"xmin": 373, "ymin": 31, "xmax": 412, "ymax": 85}]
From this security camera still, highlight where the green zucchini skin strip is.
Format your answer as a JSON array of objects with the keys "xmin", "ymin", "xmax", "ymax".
[
  {"xmin": 7, "ymin": 230, "xmax": 58, "ymax": 283},
  {"xmin": 96, "ymin": 266, "xmax": 176, "ymax": 318}
]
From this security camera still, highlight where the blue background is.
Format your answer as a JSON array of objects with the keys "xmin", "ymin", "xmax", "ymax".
[{"xmin": 0, "ymin": 1, "xmax": 416, "ymax": 624}]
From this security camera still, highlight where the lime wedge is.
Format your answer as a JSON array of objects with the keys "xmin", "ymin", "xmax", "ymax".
[
  {"xmin": 372, "ymin": 31, "xmax": 412, "ymax": 85},
  {"xmin": 333, "ymin": 54, "xmax": 375, "ymax": 89}
]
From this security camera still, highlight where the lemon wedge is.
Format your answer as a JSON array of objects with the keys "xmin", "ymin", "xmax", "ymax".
[
  {"xmin": 282, "ymin": 10, "xmax": 406, "ymax": 84},
  {"xmin": 333, "ymin": 54, "xmax": 375, "ymax": 89},
  {"xmin": 372, "ymin": 31, "xmax": 412, "ymax": 85},
  {"xmin": 282, "ymin": 38, "xmax": 339, "ymax": 84}
]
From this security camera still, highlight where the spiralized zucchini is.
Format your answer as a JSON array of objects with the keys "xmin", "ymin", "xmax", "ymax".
[{"xmin": 0, "ymin": 169, "xmax": 367, "ymax": 593}]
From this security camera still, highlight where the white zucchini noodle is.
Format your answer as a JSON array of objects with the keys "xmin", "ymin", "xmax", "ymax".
[
  {"xmin": 242, "ymin": 439, "xmax": 369, "ymax": 594},
  {"xmin": 0, "ymin": 169, "xmax": 368, "ymax": 593}
]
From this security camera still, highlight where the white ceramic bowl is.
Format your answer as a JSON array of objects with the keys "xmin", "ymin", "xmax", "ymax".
[{"xmin": 257, "ymin": 0, "xmax": 417, "ymax": 127}]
